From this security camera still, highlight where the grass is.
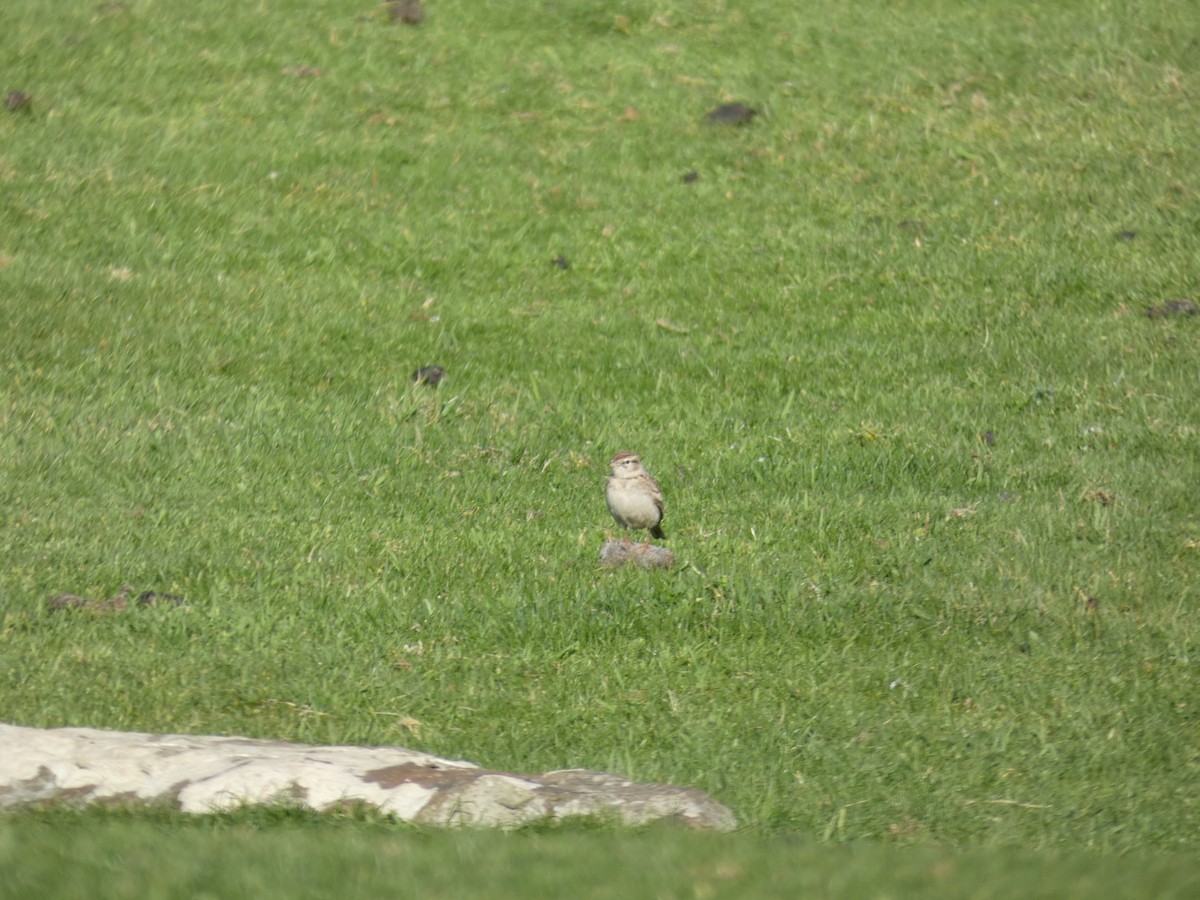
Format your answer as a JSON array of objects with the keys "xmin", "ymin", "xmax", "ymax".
[
  {"xmin": 2, "ymin": 809, "xmax": 1199, "ymax": 900},
  {"xmin": 2, "ymin": 0, "xmax": 1199, "ymax": 893}
]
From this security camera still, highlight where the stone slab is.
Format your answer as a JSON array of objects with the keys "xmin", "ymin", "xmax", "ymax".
[{"xmin": 0, "ymin": 723, "xmax": 736, "ymax": 831}]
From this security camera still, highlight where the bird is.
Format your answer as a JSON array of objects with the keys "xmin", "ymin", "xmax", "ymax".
[{"xmin": 605, "ymin": 451, "xmax": 666, "ymax": 542}]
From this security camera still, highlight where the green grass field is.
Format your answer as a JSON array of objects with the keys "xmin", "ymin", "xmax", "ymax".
[{"xmin": 2, "ymin": 0, "xmax": 1198, "ymax": 894}]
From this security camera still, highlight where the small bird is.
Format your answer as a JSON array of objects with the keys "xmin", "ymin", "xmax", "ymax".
[{"xmin": 606, "ymin": 451, "xmax": 665, "ymax": 542}]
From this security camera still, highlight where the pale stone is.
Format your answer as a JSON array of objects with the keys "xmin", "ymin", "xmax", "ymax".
[
  {"xmin": 599, "ymin": 540, "xmax": 676, "ymax": 569},
  {"xmin": 0, "ymin": 723, "xmax": 736, "ymax": 830}
]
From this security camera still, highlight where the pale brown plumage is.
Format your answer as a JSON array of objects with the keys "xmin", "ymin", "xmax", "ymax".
[{"xmin": 605, "ymin": 451, "xmax": 665, "ymax": 541}]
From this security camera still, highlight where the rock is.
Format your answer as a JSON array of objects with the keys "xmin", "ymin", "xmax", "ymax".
[
  {"xmin": 0, "ymin": 723, "xmax": 735, "ymax": 830},
  {"xmin": 599, "ymin": 540, "xmax": 676, "ymax": 570}
]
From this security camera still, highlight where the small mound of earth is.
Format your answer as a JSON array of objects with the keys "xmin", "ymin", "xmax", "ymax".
[{"xmin": 600, "ymin": 541, "xmax": 676, "ymax": 569}]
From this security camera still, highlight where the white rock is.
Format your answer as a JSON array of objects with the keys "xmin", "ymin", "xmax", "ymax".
[{"xmin": 0, "ymin": 723, "xmax": 736, "ymax": 830}]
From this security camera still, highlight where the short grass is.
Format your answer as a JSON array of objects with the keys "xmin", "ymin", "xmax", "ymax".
[
  {"xmin": 2, "ymin": 0, "xmax": 1198, "ymax": 893},
  {"xmin": 2, "ymin": 809, "xmax": 1199, "ymax": 900}
]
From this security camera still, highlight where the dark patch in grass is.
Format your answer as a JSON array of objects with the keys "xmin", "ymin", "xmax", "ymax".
[
  {"xmin": 1143, "ymin": 299, "xmax": 1197, "ymax": 319},
  {"xmin": 5, "ymin": 90, "xmax": 32, "ymax": 112},
  {"xmin": 385, "ymin": 2, "xmax": 425, "ymax": 25},
  {"xmin": 411, "ymin": 365, "xmax": 446, "ymax": 386},
  {"xmin": 703, "ymin": 103, "xmax": 756, "ymax": 125}
]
